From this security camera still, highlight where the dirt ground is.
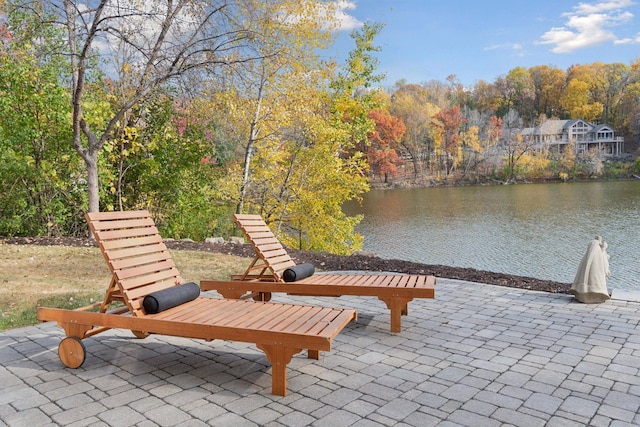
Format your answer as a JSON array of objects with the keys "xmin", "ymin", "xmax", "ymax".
[{"xmin": 2, "ymin": 236, "xmax": 572, "ymax": 294}]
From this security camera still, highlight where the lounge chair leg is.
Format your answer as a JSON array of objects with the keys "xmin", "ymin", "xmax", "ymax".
[
  {"xmin": 256, "ymin": 343, "xmax": 302, "ymax": 396},
  {"xmin": 379, "ymin": 297, "xmax": 413, "ymax": 333},
  {"xmin": 308, "ymin": 350, "xmax": 320, "ymax": 360}
]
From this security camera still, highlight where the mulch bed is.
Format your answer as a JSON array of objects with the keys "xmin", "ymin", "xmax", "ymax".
[{"xmin": 1, "ymin": 236, "xmax": 572, "ymax": 294}]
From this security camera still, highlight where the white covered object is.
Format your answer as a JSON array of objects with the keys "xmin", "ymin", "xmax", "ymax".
[{"xmin": 570, "ymin": 236, "xmax": 610, "ymax": 303}]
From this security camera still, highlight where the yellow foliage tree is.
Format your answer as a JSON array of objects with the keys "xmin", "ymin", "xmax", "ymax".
[
  {"xmin": 561, "ymin": 79, "xmax": 604, "ymax": 121},
  {"xmin": 210, "ymin": 13, "xmax": 382, "ymax": 254}
]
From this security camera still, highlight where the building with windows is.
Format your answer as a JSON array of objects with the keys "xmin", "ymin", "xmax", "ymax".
[{"xmin": 520, "ymin": 119, "xmax": 624, "ymax": 157}]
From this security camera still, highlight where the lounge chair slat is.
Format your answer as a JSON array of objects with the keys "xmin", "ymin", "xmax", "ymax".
[
  {"xmin": 278, "ymin": 306, "xmax": 335, "ymax": 334},
  {"xmin": 115, "ymin": 259, "xmax": 177, "ymax": 280},
  {"xmin": 105, "ymin": 243, "xmax": 169, "ymax": 261},
  {"xmin": 266, "ymin": 254, "xmax": 294, "ymax": 266},
  {"xmin": 120, "ymin": 270, "xmax": 181, "ymax": 294},
  {"xmin": 97, "ymin": 226, "xmax": 157, "ymax": 241},
  {"xmin": 110, "ymin": 252, "xmax": 174, "ymax": 270},
  {"xmin": 260, "ymin": 248, "xmax": 288, "ymax": 258},
  {"xmin": 86, "ymin": 210, "xmax": 149, "ymax": 220},
  {"xmin": 100, "ymin": 234, "xmax": 163, "ymax": 251},
  {"xmin": 226, "ymin": 302, "xmax": 295, "ymax": 329},
  {"xmin": 243, "ymin": 224, "xmax": 272, "ymax": 232},
  {"xmin": 249, "ymin": 304, "xmax": 310, "ymax": 330},
  {"xmin": 89, "ymin": 217, "xmax": 156, "ymax": 231},
  {"xmin": 255, "ymin": 242, "xmax": 284, "ymax": 252}
]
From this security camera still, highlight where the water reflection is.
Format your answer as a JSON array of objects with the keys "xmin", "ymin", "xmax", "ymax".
[{"xmin": 343, "ymin": 181, "xmax": 640, "ymax": 290}]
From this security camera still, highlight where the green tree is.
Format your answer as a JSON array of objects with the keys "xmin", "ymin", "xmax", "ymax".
[
  {"xmin": 0, "ymin": 5, "xmax": 86, "ymax": 236},
  {"xmin": 12, "ymin": 0, "xmax": 269, "ymax": 215},
  {"xmin": 330, "ymin": 22, "xmax": 386, "ymax": 153}
]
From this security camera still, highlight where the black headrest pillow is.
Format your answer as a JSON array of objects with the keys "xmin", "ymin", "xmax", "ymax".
[
  {"xmin": 143, "ymin": 282, "xmax": 200, "ymax": 314},
  {"xmin": 282, "ymin": 263, "xmax": 315, "ymax": 282}
]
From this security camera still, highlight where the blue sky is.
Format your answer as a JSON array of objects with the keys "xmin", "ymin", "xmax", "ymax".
[{"xmin": 326, "ymin": 0, "xmax": 640, "ymax": 87}]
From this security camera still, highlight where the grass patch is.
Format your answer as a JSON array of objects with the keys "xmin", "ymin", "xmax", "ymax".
[
  {"xmin": 0, "ymin": 242, "xmax": 250, "ymax": 331},
  {"xmin": 0, "ymin": 292, "xmax": 104, "ymax": 330}
]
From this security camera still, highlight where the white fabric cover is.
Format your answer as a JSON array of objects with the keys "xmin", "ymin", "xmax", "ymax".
[{"xmin": 570, "ymin": 236, "xmax": 610, "ymax": 303}]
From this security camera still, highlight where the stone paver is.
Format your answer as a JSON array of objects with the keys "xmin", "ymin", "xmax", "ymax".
[{"xmin": 2, "ymin": 278, "xmax": 640, "ymax": 426}]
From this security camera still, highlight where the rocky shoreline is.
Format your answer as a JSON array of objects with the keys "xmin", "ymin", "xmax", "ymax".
[{"xmin": 2, "ymin": 236, "xmax": 572, "ymax": 294}]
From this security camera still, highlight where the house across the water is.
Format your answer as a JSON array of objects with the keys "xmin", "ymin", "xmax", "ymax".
[{"xmin": 520, "ymin": 119, "xmax": 624, "ymax": 157}]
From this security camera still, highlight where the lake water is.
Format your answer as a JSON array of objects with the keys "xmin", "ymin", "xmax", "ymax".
[{"xmin": 343, "ymin": 181, "xmax": 640, "ymax": 290}]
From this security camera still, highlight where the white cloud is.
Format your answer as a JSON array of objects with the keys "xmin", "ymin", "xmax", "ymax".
[
  {"xmin": 484, "ymin": 43, "xmax": 527, "ymax": 57},
  {"xmin": 614, "ymin": 32, "xmax": 640, "ymax": 43},
  {"xmin": 484, "ymin": 43, "xmax": 524, "ymax": 51},
  {"xmin": 537, "ymin": 0, "xmax": 637, "ymax": 53},
  {"xmin": 570, "ymin": 0, "xmax": 635, "ymax": 15},
  {"xmin": 279, "ymin": 0, "xmax": 362, "ymax": 31},
  {"xmin": 323, "ymin": 1, "xmax": 363, "ymax": 31}
]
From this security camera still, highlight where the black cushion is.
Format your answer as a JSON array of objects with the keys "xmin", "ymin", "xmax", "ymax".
[
  {"xmin": 142, "ymin": 282, "xmax": 200, "ymax": 314},
  {"xmin": 282, "ymin": 263, "xmax": 315, "ymax": 282}
]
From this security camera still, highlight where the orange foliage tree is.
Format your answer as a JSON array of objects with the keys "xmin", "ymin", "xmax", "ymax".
[
  {"xmin": 366, "ymin": 109, "xmax": 406, "ymax": 183},
  {"xmin": 433, "ymin": 105, "xmax": 467, "ymax": 175}
]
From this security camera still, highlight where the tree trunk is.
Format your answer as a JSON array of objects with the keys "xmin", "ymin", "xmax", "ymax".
[
  {"xmin": 85, "ymin": 153, "xmax": 100, "ymax": 213},
  {"xmin": 236, "ymin": 69, "xmax": 266, "ymax": 215}
]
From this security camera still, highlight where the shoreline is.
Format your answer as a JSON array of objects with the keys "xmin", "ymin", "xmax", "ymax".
[{"xmin": 1, "ymin": 236, "xmax": 573, "ymax": 294}]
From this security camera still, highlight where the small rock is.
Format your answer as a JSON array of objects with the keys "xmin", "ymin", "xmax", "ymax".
[
  {"xmin": 354, "ymin": 251, "xmax": 379, "ymax": 258},
  {"xmin": 228, "ymin": 236, "xmax": 244, "ymax": 245},
  {"xmin": 205, "ymin": 237, "xmax": 224, "ymax": 245}
]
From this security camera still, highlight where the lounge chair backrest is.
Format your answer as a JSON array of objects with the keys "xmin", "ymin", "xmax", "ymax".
[
  {"xmin": 86, "ymin": 210, "xmax": 183, "ymax": 316},
  {"xmin": 234, "ymin": 214, "xmax": 296, "ymax": 281}
]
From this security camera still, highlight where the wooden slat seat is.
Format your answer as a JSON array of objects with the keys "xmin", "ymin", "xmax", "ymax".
[
  {"xmin": 201, "ymin": 214, "xmax": 435, "ymax": 333},
  {"xmin": 37, "ymin": 210, "xmax": 355, "ymax": 396}
]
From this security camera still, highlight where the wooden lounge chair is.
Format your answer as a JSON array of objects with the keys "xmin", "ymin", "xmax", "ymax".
[
  {"xmin": 37, "ymin": 210, "xmax": 356, "ymax": 396},
  {"xmin": 201, "ymin": 214, "xmax": 435, "ymax": 333}
]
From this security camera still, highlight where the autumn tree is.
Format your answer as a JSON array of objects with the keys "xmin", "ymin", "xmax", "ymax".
[
  {"xmin": 495, "ymin": 67, "xmax": 535, "ymax": 123},
  {"xmin": 621, "ymin": 58, "xmax": 640, "ymax": 137},
  {"xmin": 472, "ymin": 80, "xmax": 502, "ymax": 115},
  {"xmin": 229, "ymin": 22, "xmax": 385, "ymax": 254},
  {"xmin": 225, "ymin": 0, "xmax": 339, "ymax": 215},
  {"xmin": 459, "ymin": 125, "xmax": 483, "ymax": 179},
  {"xmin": 561, "ymin": 78, "xmax": 604, "ymax": 122},
  {"xmin": 500, "ymin": 108, "xmax": 536, "ymax": 183},
  {"xmin": 366, "ymin": 109, "xmax": 406, "ymax": 183},
  {"xmin": 589, "ymin": 62, "xmax": 631, "ymax": 128},
  {"xmin": 433, "ymin": 105, "xmax": 467, "ymax": 176},
  {"xmin": 446, "ymin": 74, "xmax": 471, "ymax": 107},
  {"xmin": 559, "ymin": 142, "xmax": 576, "ymax": 180},
  {"xmin": 420, "ymin": 79, "xmax": 452, "ymax": 107},
  {"xmin": 560, "ymin": 62, "xmax": 632, "ymax": 125},
  {"xmin": 529, "ymin": 65, "xmax": 566, "ymax": 119},
  {"xmin": 390, "ymin": 83, "xmax": 440, "ymax": 177}
]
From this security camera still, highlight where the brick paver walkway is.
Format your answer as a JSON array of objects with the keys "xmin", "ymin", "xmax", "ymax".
[{"xmin": 2, "ymin": 279, "xmax": 639, "ymax": 426}]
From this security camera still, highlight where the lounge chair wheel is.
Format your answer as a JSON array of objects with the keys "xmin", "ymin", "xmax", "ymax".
[
  {"xmin": 58, "ymin": 336, "xmax": 86, "ymax": 369},
  {"xmin": 132, "ymin": 330, "xmax": 149, "ymax": 339},
  {"xmin": 253, "ymin": 292, "xmax": 272, "ymax": 302}
]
